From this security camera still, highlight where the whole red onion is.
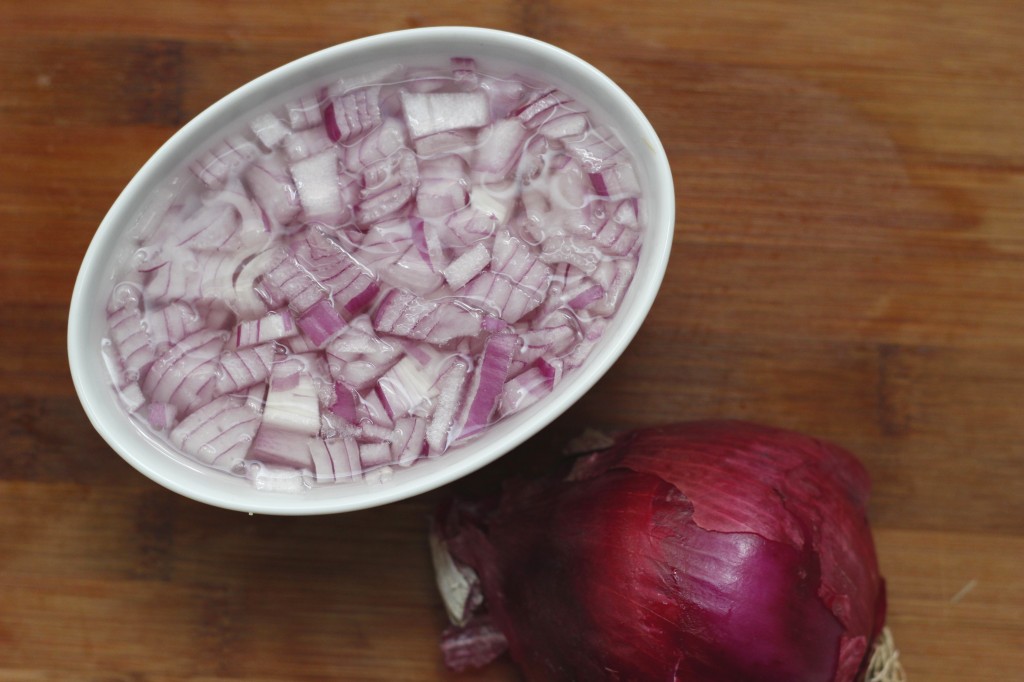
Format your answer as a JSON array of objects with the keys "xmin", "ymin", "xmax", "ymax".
[{"xmin": 433, "ymin": 420, "xmax": 887, "ymax": 681}]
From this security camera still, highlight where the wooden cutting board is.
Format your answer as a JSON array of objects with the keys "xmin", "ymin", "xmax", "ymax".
[{"xmin": 2, "ymin": 1, "xmax": 1022, "ymax": 679}]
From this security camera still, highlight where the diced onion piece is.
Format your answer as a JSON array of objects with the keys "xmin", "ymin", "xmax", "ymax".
[
  {"xmin": 285, "ymin": 94, "xmax": 323, "ymax": 130},
  {"xmin": 592, "ymin": 203, "xmax": 642, "ymax": 256},
  {"xmin": 427, "ymin": 359, "xmax": 470, "ymax": 454},
  {"xmin": 417, "ymin": 155, "xmax": 470, "ymax": 218},
  {"xmin": 249, "ymin": 112, "xmax": 290, "ymax": 150},
  {"xmin": 308, "ymin": 437, "xmax": 336, "ymax": 482},
  {"xmin": 325, "ymin": 316, "xmax": 402, "ymax": 390},
  {"xmin": 233, "ymin": 309, "xmax": 297, "ymax": 348},
  {"xmin": 565, "ymin": 125, "xmax": 627, "ymax": 172},
  {"xmin": 515, "ymin": 89, "xmax": 573, "ymax": 128},
  {"xmin": 262, "ymin": 248, "xmax": 327, "ymax": 314},
  {"xmin": 373, "ymin": 289, "xmax": 483, "ymax": 345},
  {"xmin": 244, "ymin": 156, "xmax": 301, "ymax": 226},
  {"xmin": 146, "ymin": 302, "xmax": 203, "ymax": 353},
  {"xmin": 214, "ymin": 343, "xmax": 276, "ymax": 397},
  {"xmin": 262, "ymin": 362, "xmax": 321, "ymax": 436},
  {"xmin": 498, "ymin": 359, "xmax": 559, "ymax": 417},
  {"xmin": 107, "ymin": 297, "xmax": 155, "ymax": 378},
  {"xmin": 174, "ymin": 200, "xmax": 241, "ymax": 251},
  {"xmin": 189, "ymin": 134, "xmax": 259, "ymax": 188},
  {"xmin": 325, "ymin": 86, "xmax": 383, "ymax": 143},
  {"xmin": 443, "ymin": 242, "xmax": 491, "ymax": 291},
  {"xmin": 479, "ymin": 75, "xmax": 525, "ymax": 120},
  {"xmin": 374, "ymin": 355, "xmax": 439, "ymax": 421},
  {"xmin": 231, "ymin": 248, "xmax": 279, "ymax": 320},
  {"xmin": 457, "ymin": 271, "xmax": 545, "ymax": 325},
  {"xmin": 439, "ymin": 207, "xmax": 500, "ymax": 248},
  {"xmin": 297, "ymin": 299, "xmax": 347, "ymax": 348},
  {"xmin": 329, "ymin": 382, "xmax": 359, "ymax": 423},
  {"xmin": 170, "ymin": 394, "xmax": 260, "ymax": 467},
  {"xmin": 282, "ymin": 128, "xmax": 334, "ymax": 162},
  {"xmin": 249, "ymin": 426, "xmax": 316, "ymax": 469},
  {"xmin": 142, "ymin": 330, "xmax": 227, "ymax": 414},
  {"xmin": 360, "ymin": 441, "xmax": 393, "ymax": 470},
  {"xmin": 517, "ymin": 311, "xmax": 580, "ymax": 367},
  {"xmin": 117, "ymin": 382, "xmax": 146, "ymax": 413},
  {"xmin": 327, "ymin": 436, "xmax": 362, "ymax": 481},
  {"xmin": 451, "ymin": 57, "xmax": 479, "ymax": 88},
  {"xmin": 147, "ymin": 402, "xmax": 178, "ymax": 431},
  {"xmin": 469, "ymin": 183, "xmax": 515, "ymax": 226},
  {"xmin": 247, "ymin": 462, "xmax": 307, "ymax": 491},
  {"xmin": 292, "ymin": 228, "xmax": 380, "ymax": 317},
  {"xmin": 589, "ymin": 259, "xmax": 635, "ymax": 317},
  {"xmin": 456, "ymin": 333, "xmax": 519, "ymax": 441},
  {"xmin": 414, "ymin": 129, "xmax": 476, "ymax": 158},
  {"xmin": 538, "ymin": 111, "xmax": 588, "ymax": 141},
  {"xmin": 392, "ymin": 415, "xmax": 428, "ymax": 466},
  {"xmin": 290, "ymin": 149, "xmax": 346, "ymax": 223},
  {"xmin": 402, "ymin": 91, "xmax": 490, "ymax": 139},
  {"xmin": 343, "ymin": 117, "xmax": 407, "ymax": 171},
  {"xmin": 473, "ymin": 119, "xmax": 528, "ymax": 184},
  {"xmin": 538, "ymin": 235, "xmax": 603, "ymax": 275},
  {"xmin": 589, "ymin": 163, "xmax": 641, "ymax": 198},
  {"xmin": 358, "ymin": 218, "xmax": 444, "ymax": 296}
]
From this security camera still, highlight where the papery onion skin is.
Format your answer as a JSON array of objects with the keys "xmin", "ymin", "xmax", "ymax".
[{"xmin": 436, "ymin": 420, "xmax": 887, "ymax": 682}]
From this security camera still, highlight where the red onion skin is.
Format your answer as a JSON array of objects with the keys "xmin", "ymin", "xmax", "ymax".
[{"xmin": 439, "ymin": 421, "xmax": 886, "ymax": 682}]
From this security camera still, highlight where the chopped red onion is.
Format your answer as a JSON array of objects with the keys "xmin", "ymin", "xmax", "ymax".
[
  {"xmin": 427, "ymin": 358, "xmax": 470, "ymax": 454},
  {"xmin": 116, "ymin": 381, "xmax": 147, "ymax": 413},
  {"xmin": 244, "ymin": 155, "xmax": 301, "ymax": 226},
  {"xmin": 330, "ymin": 382, "xmax": 359, "ymax": 423},
  {"xmin": 359, "ymin": 441, "xmax": 393, "ymax": 470},
  {"xmin": 189, "ymin": 134, "xmax": 259, "ymax": 188},
  {"xmin": 289, "ymin": 149, "xmax": 347, "ymax": 223},
  {"xmin": 250, "ymin": 425, "xmax": 316, "ymax": 469},
  {"xmin": 233, "ymin": 309, "xmax": 297, "ymax": 348},
  {"xmin": 102, "ymin": 57, "xmax": 646, "ymax": 486},
  {"xmin": 373, "ymin": 289, "xmax": 483, "ymax": 345},
  {"xmin": 281, "ymin": 128, "xmax": 335, "ymax": 162},
  {"xmin": 443, "ymin": 241, "xmax": 491, "ymax": 290},
  {"xmin": 249, "ymin": 112, "xmax": 290, "ymax": 150},
  {"xmin": 262, "ymin": 361, "xmax": 321, "ymax": 436},
  {"xmin": 514, "ymin": 89, "xmax": 572, "ymax": 128},
  {"xmin": 343, "ymin": 118, "xmax": 407, "ymax": 170},
  {"xmin": 170, "ymin": 394, "xmax": 260, "ymax": 466},
  {"xmin": 291, "ymin": 227, "xmax": 379, "ymax": 317},
  {"xmin": 285, "ymin": 94, "xmax": 324, "ymax": 131},
  {"xmin": 146, "ymin": 402, "xmax": 177, "ymax": 431},
  {"xmin": 392, "ymin": 415, "xmax": 428, "ymax": 466},
  {"xmin": 146, "ymin": 302, "xmax": 203, "ymax": 353},
  {"xmin": 472, "ymin": 119, "xmax": 528, "ymax": 184},
  {"xmin": 325, "ymin": 315, "xmax": 402, "ymax": 390},
  {"xmin": 456, "ymin": 333, "xmax": 518, "ymax": 441},
  {"xmin": 106, "ymin": 293, "xmax": 155, "ymax": 378},
  {"xmin": 324, "ymin": 85, "xmax": 383, "ymax": 143},
  {"xmin": 296, "ymin": 299, "xmax": 347, "ymax": 348},
  {"xmin": 401, "ymin": 91, "xmax": 490, "ymax": 139},
  {"xmin": 262, "ymin": 247, "xmax": 326, "ymax": 314},
  {"xmin": 358, "ymin": 218, "xmax": 444, "ymax": 296},
  {"xmin": 417, "ymin": 154, "xmax": 470, "ymax": 218},
  {"xmin": 141, "ymin": 329, "xmax": 226, "ymax": 413},
  {"xmin": 214, "ymin": 343, "xmax": 276, "ymax": 397}
]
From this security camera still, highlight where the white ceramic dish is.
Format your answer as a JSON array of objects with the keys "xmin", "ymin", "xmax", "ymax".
[{"xmin": 67, "ymin": 27, "xmax": 674, "ymax": 515}]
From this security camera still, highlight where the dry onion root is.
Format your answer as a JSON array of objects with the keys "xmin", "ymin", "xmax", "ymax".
[{"xmin": 866, "ymin": 627, "xmax": 907, "ymax": 682}]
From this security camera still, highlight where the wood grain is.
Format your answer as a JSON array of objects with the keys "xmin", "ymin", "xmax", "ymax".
[{"xmin": 2, "ymin": 1, "xmax": 1023, "ymax": 679}]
